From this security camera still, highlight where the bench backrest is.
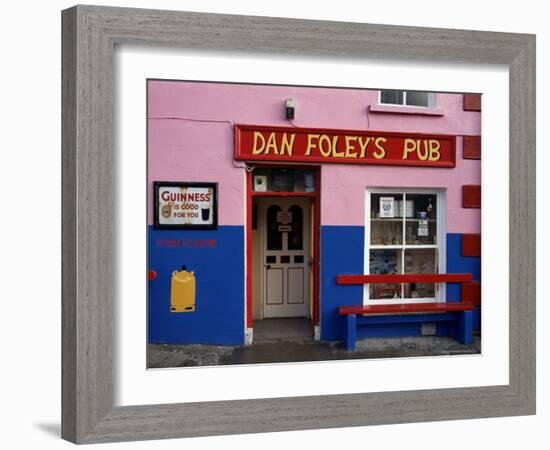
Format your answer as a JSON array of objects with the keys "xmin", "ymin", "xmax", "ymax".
[{"xmin": 336, "ymin": 273, "xmax": 473, "ymax": 285}]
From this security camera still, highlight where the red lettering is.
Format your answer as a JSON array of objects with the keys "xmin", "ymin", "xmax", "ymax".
[{"xmin": 160, "ymin": 190, "xmax": 211, "ymax": 203}]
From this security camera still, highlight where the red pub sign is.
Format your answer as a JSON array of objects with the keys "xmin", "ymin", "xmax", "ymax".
[{"xmin": 235, "ymin": 125, "xmax": 456, "ymax": 167}]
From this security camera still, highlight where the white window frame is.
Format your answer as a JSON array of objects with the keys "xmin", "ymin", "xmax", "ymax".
[
  {"xmin": 364, "ymin": 187, "xmax": 446, "ymax": 305},
  {"xmin": 378, "ymin": 90, "xmax": 437, "ymax": 108}
]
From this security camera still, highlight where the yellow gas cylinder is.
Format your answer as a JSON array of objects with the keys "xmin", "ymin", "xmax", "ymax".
[{"xmin": 170, "ymin": 266, "xmax": 196, "ymax": 313}]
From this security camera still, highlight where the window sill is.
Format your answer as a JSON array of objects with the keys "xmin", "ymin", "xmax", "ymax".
[
  {"xmin": 369, "ymin": 104, "xmax": 444, "ymax": 116},
  {"xmin": 363, "ymin": 298, "xmax": 440, "ymax": 306}
]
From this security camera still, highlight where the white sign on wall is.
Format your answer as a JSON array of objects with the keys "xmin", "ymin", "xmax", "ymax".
[{"xmin": 154, "ymin": 182, "xmax": 218, "ymax": 229}]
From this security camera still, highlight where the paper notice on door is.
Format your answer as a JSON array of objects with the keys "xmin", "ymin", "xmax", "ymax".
[{"xmin": 277, "ymin": 211, "xmax": 293, "ymax": 224}]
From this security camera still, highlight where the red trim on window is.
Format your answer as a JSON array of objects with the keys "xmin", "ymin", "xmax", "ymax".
[
  {"xmin": 313, "ymin": 169, "xmax": 321, "ymax": 325},
  {"xmin": 463, "ymin": 94, "xmax": 481, "ymax": 111},
  {"xmin": 463, "ymin": 185, "xmax": 481, "ymax": 208},
  {"xmin": 336, "ymin": 273, "xmax": 473, "ymax": 285},
  {"xmin": 461, "ymin": 282, "xmax": 481, "ymax": 306},
  {"xmin": 463, "ymin": 136, "xmax": 481, "ymax": 159},
  {"xmin": 252, "ymin": 191, "xmax": 316, "ymax": 198},
  {"xmin": 246, "ymin": 171, "xmax": 253, "ymax": 329},
  {"xmin": 462, "ymin": 233, "xmax": 481, "ymax": 257}
]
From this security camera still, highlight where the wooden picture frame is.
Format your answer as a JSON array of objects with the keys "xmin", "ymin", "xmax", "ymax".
[{"xmin": 61, "ymin": 5, "xmax": 535, "ymax": 444}]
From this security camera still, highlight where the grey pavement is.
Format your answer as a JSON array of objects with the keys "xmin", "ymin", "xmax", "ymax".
[{"xmin": 147, "ymin": 335, "xmax": 481, "ymax": 368}]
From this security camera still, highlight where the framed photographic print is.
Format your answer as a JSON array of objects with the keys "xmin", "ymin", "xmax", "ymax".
[
  {"xmin": 146, "ymin": 80, "xmax": 480, "ymax": 366},
  {"xmin": 61, "ymin": 5, "xmax": 535, "ymax": 444}
]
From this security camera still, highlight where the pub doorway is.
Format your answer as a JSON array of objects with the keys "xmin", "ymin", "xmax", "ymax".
[{"xmin": 246, "ymin": 167, "xmax": 320, "ymax": 343}]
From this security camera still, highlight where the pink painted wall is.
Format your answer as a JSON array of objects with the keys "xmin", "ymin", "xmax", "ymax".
[{"xmin": 148, "ymin": 81, "xmax": 481, "ymax": 232}]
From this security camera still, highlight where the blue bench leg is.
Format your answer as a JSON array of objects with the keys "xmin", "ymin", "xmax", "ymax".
[
  {"xmin": 456, "ymin": 311, "xmax": 473, "ymax": 345},
  {"xmin": 346, "ymin": 314, "xmax": 357, "ymax": 351}
]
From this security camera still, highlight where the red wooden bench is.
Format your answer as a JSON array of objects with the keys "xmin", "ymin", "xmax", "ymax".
[{"xmin": 336, "ymin": 273, "xmax": 475, "ymax": 351}]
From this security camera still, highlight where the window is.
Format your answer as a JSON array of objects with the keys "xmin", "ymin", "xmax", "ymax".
[
  {"xmin": 287, "ymin": 205, "xmax": 303, "ymax": 250},
  {"xmin": 379, "ymin": 90, "xmax": 436, "ymax": 108},
  {"xmin": 365, "ymin": 189, "xmax": 445, "ymax": 304},
  {"xmin": 252, "ymin": 168, "xmax": 316, "ymax": 193},
  {"xmin": 266, "ymin": 205, "xmax": 283, "ymax": 250}
]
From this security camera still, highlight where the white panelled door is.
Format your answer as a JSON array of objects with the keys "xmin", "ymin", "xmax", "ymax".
[{"xmin": 261, "ymin": 198, "xmax": 310, "ymax": 318}]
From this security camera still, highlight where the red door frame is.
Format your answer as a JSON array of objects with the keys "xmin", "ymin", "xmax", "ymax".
[{"xmin": 245, "ymin": 165, "xmax": 321, "ymax": 329}]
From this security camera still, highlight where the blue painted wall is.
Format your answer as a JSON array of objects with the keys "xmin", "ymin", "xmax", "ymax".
[
  {"xmin": 147, "ymin": 227, "xmax": 480, "ymax": 345},
  {"xmin": 319, "ymin": 229, "xmax": 482, "ymax": 341},
  {"xmin": 320, "ymin": 226, "xmax": 364, "ymax": 341},
  {"xmin": 148, "ymin": 225, "xmax": 245, "ymax": 345}
]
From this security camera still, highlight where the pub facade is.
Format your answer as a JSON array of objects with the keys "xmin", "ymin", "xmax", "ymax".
[{"xmin": 147, "ymin": 80, "xmax": 482, "ymax": 347}]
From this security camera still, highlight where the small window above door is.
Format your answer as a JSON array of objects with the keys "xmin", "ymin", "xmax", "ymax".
[{"xmin": 253, "ymin": 168, "xmax": 316, "ymax": 193}]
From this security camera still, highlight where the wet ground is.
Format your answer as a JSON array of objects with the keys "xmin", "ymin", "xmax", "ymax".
[{"xmin": 147, "ymin": 335, "xmax": 481, "ymax": 368}]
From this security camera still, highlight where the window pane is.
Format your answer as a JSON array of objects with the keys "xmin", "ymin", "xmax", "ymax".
[
  {"xmin": 266, "ymin": 205, "xmax": 282, "ymax": 250},
  {"xmin": 404, "ymin": 248, "xmax": 437, "ymax": 298},
  {"xmin": 270, "ymin": 169, "xmax": 294, "ymax": 192},
  {"xmin": 380, "ymin": 90, "xmax": 404, "ymax": 105},
  {"xmin": 370, "ymin": 193, "xmax": 403, "ymax": 245},
  {"xmin": 405, "ymin": 194, "xmax": 437, "ymax": 245},
  {"xmin": 405, "ymin": 91, "xmax": 430, "ymax": 107},
  {"xmin": 297, "ymin": 171, "xmax": 316, "ymax": 193},
  {"xmin": 253, "ymin": 168, "xmax": 316, "ymax": 193},
  {"xmin": 287, "ymin": 205, "xmax": 303, "ymax": 250},
  {"xmin": 369, "ymin": 249, "xmax": 402, "ymax": 300}
]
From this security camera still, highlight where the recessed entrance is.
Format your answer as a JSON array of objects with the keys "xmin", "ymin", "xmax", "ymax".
[
  {"xmin": 246, "ymin": 167, "xmax": 320, "ymax": 342},
  {"xmin": 253, "ymin": 318, "xmax": 312, "ymax": 342}
]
